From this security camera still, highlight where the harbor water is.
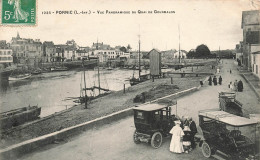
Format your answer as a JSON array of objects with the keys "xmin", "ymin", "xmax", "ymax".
[{"xmin": 0, "ymin": 68, "xmax": 150, "ymax": 117}]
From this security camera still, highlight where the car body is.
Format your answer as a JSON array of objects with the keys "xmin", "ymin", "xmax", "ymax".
[
  {"xmin": 199, "ymin": 109, "xmax": 258, "ymax": 160},
  {"xmin": 133, "ymin": 103, "xmax": 178, "ymax": 148}
]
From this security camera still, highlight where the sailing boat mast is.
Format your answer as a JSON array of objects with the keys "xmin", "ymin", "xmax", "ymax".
[
  {"xmin": 178, "ymin": 24, "xmax": 181, "ymax": 63},
  {"xmin": 98, "ymin": 61, "xmax": 101, "ymax": 95},
  {"xmin": 138, "ymin": 35, "xmax": 141, "ymax": 78},
  {"xmin": 83, "ymin": 60, "xmax": 87, "ymax": 109}
]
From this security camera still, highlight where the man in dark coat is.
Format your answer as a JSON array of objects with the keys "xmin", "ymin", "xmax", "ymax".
[
  {"xmin": 208, "ymin": 76, "xmax": 212, "ymax": 86},
  {"xmin": 213, "ymin": 76, "xmax": 217, "ymax": 85},
  {"xmin": 188, "ymin": 117, "xmax": 197, "ymax": 149},
  {"xmin": 218, "ymin": 76, "xmax": 222, "ymax": 85},
  {"xmin": 238, "ymin": 80, "xmax": 243, "ymax": 92}
]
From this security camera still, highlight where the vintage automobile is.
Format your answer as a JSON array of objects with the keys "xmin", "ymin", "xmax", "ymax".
[
  {"xmin": 133, "ymin": 102, "xmax": 178, "ymax": 149},
  {"xmin": 199, "ymin": 109, "xmax": 258, "ymax": 160},
  {"xmin": 219, "ymin": 91, "xmax": 243, "ymax": 116}
]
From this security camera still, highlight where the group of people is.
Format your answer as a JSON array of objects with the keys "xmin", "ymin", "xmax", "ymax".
[
  {"xmin": 229, "ymin": 80, "xmax": 244, "ymax": 92},
  {"xmin": 169, "ymin": 117, "xmax": 197, "ymax": 154},
  {"xmin": 208, "ymin": 75, "xmax": 222, "ymax": 86}
]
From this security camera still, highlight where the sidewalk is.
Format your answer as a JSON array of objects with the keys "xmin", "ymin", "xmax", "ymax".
[
  {"xmin": 219, "ymin": 60, "xmax": 260, "ymax": 116},
  {"xmin": 238, "ymin": 65, "xmax": 260, "ymax": 101}
]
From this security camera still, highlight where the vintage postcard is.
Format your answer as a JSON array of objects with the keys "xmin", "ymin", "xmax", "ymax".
[{"xmin": 0, "ymin": 0, "xmax": 260, "ymax": 159}]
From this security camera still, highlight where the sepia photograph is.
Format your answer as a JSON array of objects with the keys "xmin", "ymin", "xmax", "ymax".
[{"xmin": 0, "ymin": 0, "xmax": 260, "ymax": 159}]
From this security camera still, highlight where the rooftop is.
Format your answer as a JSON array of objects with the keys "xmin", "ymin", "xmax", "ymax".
[
  {"xmin": 199, "ymin": 110, "xmax": 257, "ymax": 127},
  {"xmin": 133, "ymin": 103, "xmax": 168, "ymax": 111}
]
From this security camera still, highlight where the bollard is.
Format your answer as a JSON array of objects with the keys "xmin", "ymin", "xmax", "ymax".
[
  {"xmin": 123, "ymin": 84, "xmax": 125, "ymax": 94},
  {"xmin": 171, "ymin": 77, "xmax": 173, "ymax": 84}
]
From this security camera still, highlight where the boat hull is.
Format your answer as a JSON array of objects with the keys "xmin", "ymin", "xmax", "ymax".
[
  {"xmin": 50, "ymin": 67, "xmax": 68, "ymax": 72},
  {"xmin": 0, "ymin": 106, "xmax": 41, "ymax": 130},
  {"xmin": 8, "ymin": 74, "xmax": 31, "ymax": 81}
]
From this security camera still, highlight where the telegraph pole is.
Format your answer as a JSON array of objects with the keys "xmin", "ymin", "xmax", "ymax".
[{"xmin": 138, "ymin": 34, "xmax": 141, "ymax": 78}]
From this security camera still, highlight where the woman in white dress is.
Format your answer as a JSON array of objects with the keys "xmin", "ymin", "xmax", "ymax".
[{"xmin": 169, "ymin": 120, "xmax": 184, "ymax": 153}]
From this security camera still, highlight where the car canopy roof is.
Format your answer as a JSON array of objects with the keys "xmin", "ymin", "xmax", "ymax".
[
  {"xmin": 133, "ymin": 103, "xmax": 168, "ymax": 111},
  {"xmin": 199, "ymin": 110, "xmax": 257, "ymax": 127}
]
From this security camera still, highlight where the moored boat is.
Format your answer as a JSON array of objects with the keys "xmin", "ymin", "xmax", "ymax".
[
  {"xmin": 129, "ymin": 35, "xmax": 149, "ymax": 86},
  {"xmin": 50, "ymin": 66, "xmax": 68, "ymax": 72},
  {"xmin": 31, "ymin": 69, "xmax": 42, "ymax": 75},
  {"xmin": 0, "ymin": 105, "xmax": 41, "ymax": 130},
  {"xmin": 8, "ymin": 73, "xmax": 31, "ymax": 81}
]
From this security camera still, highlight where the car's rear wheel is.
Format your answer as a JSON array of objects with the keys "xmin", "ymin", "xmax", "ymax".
[
  {"xmin": 133, "ymin": 130, "xmax": 140, "ymax": 144},
  {"xmin": 202, "ymin": 141, "xmax": 211, "ymax": 158},
  {"xmin": 151, "ymin": 132, "xmax": 162, "ymax": 149}
]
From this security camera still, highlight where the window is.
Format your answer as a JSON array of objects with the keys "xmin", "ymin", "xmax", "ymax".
[{"xmin": 136, "ymin": 111, "xmax": 144, "ymax": 119}]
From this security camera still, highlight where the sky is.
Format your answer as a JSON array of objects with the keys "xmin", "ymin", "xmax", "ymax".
[{"xmin": 0, "ymin": 0, "xmax": 259, "ymax": 51}]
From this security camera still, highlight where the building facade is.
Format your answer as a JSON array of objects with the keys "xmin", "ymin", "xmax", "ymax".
[
  {"xmin": 10, "ymin": 33, "xmax": 43, "ymax": 64},
  {"xmin": 251, "ymin": 51, "xmax": 260, "ymax": 78},
  {"xmin": 0, "ymin": 40, "xmax": 13, "ymax": 64},
  {"xmin": 235, "ymin": 41, "xmax": 243, "ymax": 64},
  {"xmin": 90, "ymin": 42, "xmax": 130, "ymax": 62},
  {"xmin": 43, "ymin": 41, "xmax": 56, "ymax": 62},
  {"xmin": 172, "ymin": 50, "xmax": 187, "ymax": 59},
  {"xmin": 241, "ymin": 10, "xmax": 260, "ymax": 71}
]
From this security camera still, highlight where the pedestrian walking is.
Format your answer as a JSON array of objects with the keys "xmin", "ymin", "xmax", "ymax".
[
  {"xmin": 213, "ymin": 76, "xmax": 217, "ymax": 85},
  {"xmin": 208, "ymin": 76, "xmax": 212, "ymax": 86},
  {"xmin": 218, "ymin": 76, "xmax": 222, "ymax": 85},
  {"xmin": 234, "ymin": 80, "xmax": 238, "ymax": 92},
  {"xmin": 188, "ymin": 117, "xmax": 197, "ymax": 149},
  {"xmin": 183, "ymin": 126, "xmax": 192, "ymax": 153},
  {"xmin": 230, "ymin": 69, "xmax": 232, "ymax": 74},
  {"xmin": 169, "ymin": 120, "xmax": 185, "ymax": 153},
  {"xmin": 238, "ymin": 80, "xmax": 244, "ymax": 92}
]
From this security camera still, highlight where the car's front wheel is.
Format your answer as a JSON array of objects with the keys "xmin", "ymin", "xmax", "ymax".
[
  {"xmin": 151, "ymin": 132, "xmax": 162, "ymax": 149},
  {"xmin": 133, "ymin": 130, "xmax": 140, "ymax": 144},
  {"xmin": 202, "ymin": 141, "xmax": 211, "ymax": 158}
]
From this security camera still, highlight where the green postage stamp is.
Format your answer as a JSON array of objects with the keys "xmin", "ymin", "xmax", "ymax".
[{"xmin": 1, "ymin": 0, "xmax": 36, "ymax": 25}]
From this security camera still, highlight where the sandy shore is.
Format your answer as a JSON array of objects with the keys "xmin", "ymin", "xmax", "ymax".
[{"xmin": 0, "ymin": 60, "xmax": 217, "ymax": 148}]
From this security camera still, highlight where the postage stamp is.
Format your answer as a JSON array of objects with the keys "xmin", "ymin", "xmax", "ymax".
[{"xmin": 1, "ymin": 0, "xmax": 36, "ymax": 26}]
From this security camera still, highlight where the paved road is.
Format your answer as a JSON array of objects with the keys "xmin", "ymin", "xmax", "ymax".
[{"xmin": 21, "ymin": 59, "xmax": 259, "ymax": 160}]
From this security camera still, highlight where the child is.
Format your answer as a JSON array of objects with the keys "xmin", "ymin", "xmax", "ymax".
[{"xmin": 183, "ymin": 126, "xmax": 192, "ymax": 153}]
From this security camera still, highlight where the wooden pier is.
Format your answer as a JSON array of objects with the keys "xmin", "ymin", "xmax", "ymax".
[{"xmin": 163, "ymin": 71, "xmax": 214, "ymax": 77}]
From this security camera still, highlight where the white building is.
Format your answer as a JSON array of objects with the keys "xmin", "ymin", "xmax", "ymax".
[
  {"xmin": 0, "ymin": 40, "xmax": 13, "ymax": 64},
  {"xmin": 173, "ymin": 50, "xmax": 187, "ymax": 59},
  {"xmin": 0, "ymin": 48, "xmax": 13, "ymax": 63},
  {"xmin": 251, "ymin": 51, "xmax": 260, "ymax": 78}
]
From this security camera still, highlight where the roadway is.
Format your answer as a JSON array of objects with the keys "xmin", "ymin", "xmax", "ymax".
[{"xmin": 21, "ymin": 59, "xmax": 259, "ymax": 160}]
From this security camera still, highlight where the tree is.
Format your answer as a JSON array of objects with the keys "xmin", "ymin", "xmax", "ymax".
[
  {"xmin": 127, "ymin": 44, "xmax": 132, "ymax": 50},
  {"xmin": 187, "ymin": 50, "xmax": 196, "ymax": 58},
  {"xmin": 120, "ymin": 46, "xmax": 127, "ymax": 53},
  {"xmin": 195, "ymin": 44, "xmax": 211, "ymax": 58}
]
